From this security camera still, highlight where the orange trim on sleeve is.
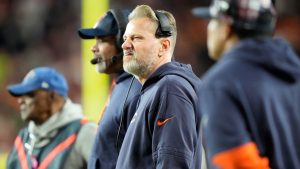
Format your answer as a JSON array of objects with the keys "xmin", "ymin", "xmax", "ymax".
[
  {"xmin": 38, "ymin": 134, "xmax": 77, "ymax": 169},
  {"xmin": 15, "ymin": 136, "xmax": 29, "ymax": 169},
  {"xmin": 80, "ymin": 118, "xmax": 89, "ymax": 124},
  {"xmin": 212, "ymin": 142, "xmax": 270, "ymax": 169}
]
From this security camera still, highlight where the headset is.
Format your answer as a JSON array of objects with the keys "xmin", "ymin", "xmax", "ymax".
[
  {"xmin": 110, "ymin": 9, "xmax": 172, "ymax": 47},
  {"xmin": 154, "ymin": 11, "xmax": 173, "ymax": 38},
  {"xmin": 109, "ymin": 9, "xmax": 130, "ymax": 51}
]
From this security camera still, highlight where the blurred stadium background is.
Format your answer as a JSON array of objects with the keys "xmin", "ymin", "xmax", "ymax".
[{"xmin": 0, "ymin": 0, "xmax": 299, "ymax": 167}]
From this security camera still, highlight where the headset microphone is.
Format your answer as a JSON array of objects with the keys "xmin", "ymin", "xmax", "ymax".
[
  {"xmin": 90, "ymin": 57, "xmax": 102, "ymax": 65},
  {"xmin": 111, "ymin": 52, "xmax": 124, "ymax": 63}
]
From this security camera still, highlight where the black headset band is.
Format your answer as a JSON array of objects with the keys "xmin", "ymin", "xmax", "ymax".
[
  {"xmin": 109, "ymin": 9, "xmax": 129, "ymax": 50},
  {"xmin": 110, "ymin": 9, "xmax": 127, "ymax": 34},
  {"xmin": 154, "ymin": 11, "xmax": 172, "ymax": 38}
]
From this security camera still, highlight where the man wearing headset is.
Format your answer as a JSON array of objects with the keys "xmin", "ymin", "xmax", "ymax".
[
  {"xmin": 78, "ymin": 9, "xmax": 141, "ymax": 169},
  {"xmin": 116, "ymin": 5, "xmax": 202, "ymax": 169}
]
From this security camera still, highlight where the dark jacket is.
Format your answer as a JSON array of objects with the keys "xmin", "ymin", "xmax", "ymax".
[
  {"xmin": 200, "ymin": 37, "xmax": 300, "ymax": 169},
  {"xmin": 88, "ymin": 72, "xmax": 141, "ymax": 169},
  {"xmin": 116, "ymin": 62, "xmax": 202, "ymax": 169}
]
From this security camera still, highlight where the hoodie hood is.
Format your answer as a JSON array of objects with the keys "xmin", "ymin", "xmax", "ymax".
[
  {"xmin": 224, "ymin": 37, "xmax": 300, "ymax": 83},
  {"xmin": 142, "ymin": 62, "xmax": 200, "ymax": 91},
  {"xmin": 28, "ymin": 99, "xmax": 83, "ymax": 147}
]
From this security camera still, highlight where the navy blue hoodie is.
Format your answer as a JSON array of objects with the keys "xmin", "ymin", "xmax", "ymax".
[
  {"xmin": 199, "ymin": 37, "xmax": 300, "ymax": 169},
  {"xmin": 88, "ymin": 72, "xmax": 141, "ymax": 169},
  {"xmin": 116, "ymin": 62, "xmax": 202, "ymax": 169}
]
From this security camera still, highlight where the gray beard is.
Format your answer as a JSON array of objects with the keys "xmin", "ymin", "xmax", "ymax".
[
  {"xmin": 96, "ymin": 61, "xmax": 108, "ymax": 73},
  {"xmin": 123, "ymin": 59, "xmax": 149, "ymax": 78}
]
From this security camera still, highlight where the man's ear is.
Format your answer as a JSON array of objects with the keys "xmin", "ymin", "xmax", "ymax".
[
  {"xmin": 221, "ymin": 19, "xmax": 240, "ymax": 50},
  {"xmin": 158, "ymin": 38, "xmax": 171, "ymax": 57},
  {"xmin": 50, "ymin": 92, "xmax": 65, "ymax": 113},
  {"xmin": 222, "ymin": 20, "xmax": 233, "ymax": 40}
]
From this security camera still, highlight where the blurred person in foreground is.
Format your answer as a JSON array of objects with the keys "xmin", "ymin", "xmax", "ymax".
[
  {"xmin": 78, "ymin": 9, "xmax": 142, "ymax": 169},
  {"xmin": 116, "ymin": 5, "xmax": 202, "ymax": 169},
  {"xmin": 6, "ymin": 67, "xmax": 97, "ymax": 169},
  {"xmin": 192, "ymin": 0, "xmax": 300, "ymax": 168}
]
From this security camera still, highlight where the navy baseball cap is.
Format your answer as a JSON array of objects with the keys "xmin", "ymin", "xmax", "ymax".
[
  {"xmin": 192, "ymin": 0, "xmax": 276, "ymax": 32},
  {"xmin": 78, "ymin": 11, "xmax": 119, "ymax": 39},
  {"xmin": 8, "ymin": 67, "xmax": 68, "ymax": 97}
]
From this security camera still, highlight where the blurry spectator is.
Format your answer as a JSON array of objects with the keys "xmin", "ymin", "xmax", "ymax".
[
  {"xmin": 6, "ymin": 67, "xmax": 97, "ymax": 169},
  {"xmin": 193, "ymin": 0, "xmax": 300, "ymax": 168}
]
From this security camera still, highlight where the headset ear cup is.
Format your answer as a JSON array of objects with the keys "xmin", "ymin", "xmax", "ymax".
[
  {"xmin": 109, "ymin": 9, "xmax": 129, "ymax": 51},
  {"xmin": 154, "ymin": 11, "xmax": 172, "ymax": 38}
]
